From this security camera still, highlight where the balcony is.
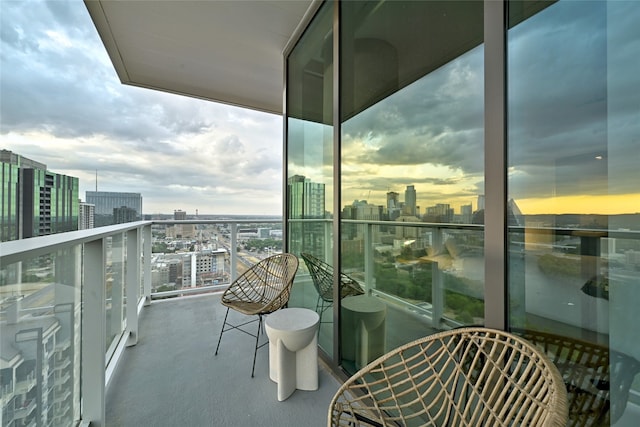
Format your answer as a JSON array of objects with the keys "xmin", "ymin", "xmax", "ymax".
[
  {"xmin": 0, "ymin": 219, "xmax": 344, "ymax": 426},
  {"xmin": 2, "ymin": 219, "xmax": 640, "ymax": 425},
  {"xmin": 105, "ymin": 292, "xmax": 340, "ymax": 426}
]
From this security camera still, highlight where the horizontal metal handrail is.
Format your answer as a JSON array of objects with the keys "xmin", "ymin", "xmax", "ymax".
[{"xmin": 0, "ymin": 220, "xmax": 151, "ymax": 265}]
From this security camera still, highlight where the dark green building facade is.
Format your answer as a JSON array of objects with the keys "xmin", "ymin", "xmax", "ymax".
[{"xmin": 0, "ymin": 150, "xmax": 78, "ymax": 241}]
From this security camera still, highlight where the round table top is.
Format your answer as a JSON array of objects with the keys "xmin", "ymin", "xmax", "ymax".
[
  {"xmin": 266, "ymin": 308, "xmax": 320, "ymax": 331},
  {"xmin": 342, "ymin": 295, "xmax": 386, "ymax": 313}
]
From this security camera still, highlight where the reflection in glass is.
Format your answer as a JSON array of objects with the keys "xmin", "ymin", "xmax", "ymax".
[
  {"xmin": 0, "ymin": 248, "xmax": 82, "ymax": 425},
  {"xmin": 508, "ymin": 1, "xmax": 640, "ymax": 424},
  {"xmin": 339, "ymin": 0, "xmax": 484, "ymax": 374},
  {"xmin": 286, "ymin": 1, "xmax": 335, "ymax": 355}
]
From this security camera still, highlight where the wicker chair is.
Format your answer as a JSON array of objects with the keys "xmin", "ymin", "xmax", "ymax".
[
  {"xmin": 514, "ymin": 328, "xmax": 640, "ymax": 426},
  {"xmin": 329, "ymin": 327, "xmax": 568, "ymax": 427},
  {"xmin": 301, "ymin": 252, "xmax": 364, "ymax": 324},
  {"xmin": 214, "ymin": 253, "xmax": 299, "ymax": 377}
]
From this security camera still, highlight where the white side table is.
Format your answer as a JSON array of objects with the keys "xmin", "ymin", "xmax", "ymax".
[{"xmin": 264, "ymin": 308, "xmax": 320, "ymax": 401}]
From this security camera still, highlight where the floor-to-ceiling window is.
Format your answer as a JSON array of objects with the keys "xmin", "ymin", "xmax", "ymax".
[
  {"xmin": 285, "ymin": 1, "xmax": 639, "ymax": 422},
  {"xmin": 339, "ymin": 0, "xmax": 484, "ymax": 373},
  {"xmin": 507, "ymin": 0, "xmax": 640, "ymax": 424},
  {"xmin": 286, "ymin": 1, "xmax": 335, "ymax": 354}
]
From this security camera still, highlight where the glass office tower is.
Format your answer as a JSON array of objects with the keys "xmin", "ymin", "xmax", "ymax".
[
  {"xmin": 86, "ymin": 191, "xmax": 143, "ymax": 227},
  {"xmin": 1, "ymin": 161, "xmax": 20, "ymax": 241},
  {"xmin": 286, "ymin": 1, "xmax": 639, "ymax": 424},
  {"xmin": 1, "ymin": 150, "xmax": 79, "ymax": 241}
]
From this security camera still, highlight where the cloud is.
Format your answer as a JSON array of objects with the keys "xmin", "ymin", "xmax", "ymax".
[
  {"xmin": 1, "ymin": 1, "xmax": 637, "ymax": 216},
  {"xmin": 0, "ymin": 0, "xmax": 283, "ymax": 215},
  {"xmin": 336, "ymin": 0, "xmax": 638, "ymax": 211}
]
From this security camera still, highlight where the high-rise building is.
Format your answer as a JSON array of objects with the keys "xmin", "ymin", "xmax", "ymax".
[
  {"xmin": 1, "ymin": 150, "xmax": 79, "ymax": 241},
  {"xmin": 86, "ymin": 191, "xmax": 142, "ymax": 226},
  {"xmin": 287, "ymin": 175, "xmax": 325, "ymax": 219},
  {"xmin": 460, "ymin": 204, "xmax": 473, "ymax": 224},
  {"xmin": 1, "ymin": 154, "xmax": 20, "ymax": 241},
  {"xmin": 404, "ymin": 185, "xmax": 416, "ymax": 216},
  {"xmin": 113, "ymin": 206, "xmax": 138, "ymax": 224},
  {"xmin": 477, "ymin": 195, "xmax": 485, "ymax": 211},
  {"xmin": 425, "ymin": 203, "xmax": 454, "ymax": 223},
  {"xmin": 174, "ymin": 209, "xmax": 187, "ymax": 220},
  {"xmin": 386, "ymin": 191, "xmax": 401, "ymax": 220},
  {"xmin": 79, "ymin": 202, "xmax": 95, "ymax": 230},
  {"xmin": 287, "ymin": 175, "xmax": 326, "ymax": 256}
]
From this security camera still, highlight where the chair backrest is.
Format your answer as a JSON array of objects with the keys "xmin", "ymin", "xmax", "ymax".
[
  {"xmin": 513, "ymin": 328, "xmax": 640, "ymax": 426},
  {"xmin": 222, "ymin": 253, "xmax": 299, "ymax": 315},
  {"xmin": 301, "ymin": 253, "xmax": 363, "ymax": 302},
  {"xmin": 329, "ymin": 327, "xmax": 569, "ymax": 427}
]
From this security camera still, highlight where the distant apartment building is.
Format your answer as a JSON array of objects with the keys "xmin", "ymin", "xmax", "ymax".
[
  {"xmin": 86, "ymin": 191, "xmax": 142, "ymax": 227},
  {"xmin": 174, "ymin": 210, "xmax": 187, "ymax": 220},
  {"xmin": 287, "ymin": 175, "xmax": 325, "ymax": 219},
  {"xmin": 184, "ymin": 250, "xmax": 227, "ymax": 287},
  {"xmin": 1, "ymin": 150, "xmax": 79, "ymax": 241},
  {"xmin": 237, "ymin": 228, "xmax": 259, "ymax": 240},
  {"xmin": 386, "ymin": 191, "xmax": 401, "ymax": 220},
  {"xmin": 424, "ymin": 203, "xmax": 454, "ymax": 223},
  {"xmin": 477, "ymin": 194, "xmax": 486, "ymax": 211},
  {"xmin": 113, "ymin": 206, "xmax": 138, "ymax": 224},
  {"xmin": 460, "ymin": 204, "xmax": 473, "ymax": 224},
  {"xmin": 78, "ymin": 202, "xmax": 95, "ymax": 230},
  {"xmin": 165, "ymin": 224, "xmax": 195, "ymax": 239},
  {"xmin": 404, "ymin": 185, "xmax": 417, "ymax": 216},
  {"xmin": 287, "ymin": 175, "xmax": 327, "ymax": 256},
  {"xmin": 152, "ymin": 249, "xmax": 226, "ymax": 289}
]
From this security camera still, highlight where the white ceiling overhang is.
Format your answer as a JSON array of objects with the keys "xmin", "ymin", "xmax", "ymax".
[{"xmin": 84, "ymin": 0, "xmax": 316, "ymax": 115}]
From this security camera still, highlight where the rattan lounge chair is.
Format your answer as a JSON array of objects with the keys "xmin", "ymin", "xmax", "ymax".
[
  {"xmin": 514, "ymin": 328, "xmax": 640, "ymax": 426},
  {"xmin": 329, "ymin": 327, "xmax": 569, "ymax": 427},
  {"xmin": 301, "ymin": 252, "xmax": 364, "ymax": 324},
  {"xmin": 214, "ymin": 253, "xmax": 299, "ymax": 377}
]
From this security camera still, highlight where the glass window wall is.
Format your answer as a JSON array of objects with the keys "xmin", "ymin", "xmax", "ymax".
[
  {"xmin": 339, "ymin": 0, "xmax": 484, "ymax": 373},
  {"xmin": 285, "ymin": 3, "xmax": 640, "ymax": 423},
  {"xmin": 286, "ymin": 1, "xmax": 335, "ymax": 354},
  {"xmin": 508, "ymin": 1, "xmax": 640, "ymax": 424}
]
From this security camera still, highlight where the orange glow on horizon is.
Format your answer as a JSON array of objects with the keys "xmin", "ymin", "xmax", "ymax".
[{"xmin": 517, "ymin": 193, "xmax": 640, "ymax": 215}]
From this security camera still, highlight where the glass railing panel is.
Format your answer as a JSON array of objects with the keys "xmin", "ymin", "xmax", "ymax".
[
  {"xmin": 288, "ymin": 219, "xmax": 334, "ymax": 353},
  {"xmin": 507, "ymin": 0, "xmax": 640, "ymax": 423},
  {"xmin": 148, "ymin": 220, "xmax": 282, "ymax": 299},
  {"xmin": 0, "ymin": 246, "xmax": 82, "ymax": 426},
  {"xmin": 105, "ymin": 236, "xmax": 118, "ymax": 359},
  {"xmin": 508, "ymin": 227, "xmax": 640, "ymax": 425},
  {"xmin": 339, "ymin": 221, "xmax": 485, "ymax": 372},
  {"xmin": 105, "ymin": 233, "xmax": 126, "ymax": 363}
]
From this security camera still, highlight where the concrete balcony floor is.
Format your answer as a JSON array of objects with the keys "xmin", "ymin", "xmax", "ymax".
[{"xmin": 106, "ymin": 293, "xmax": 341, "ymax": 426}]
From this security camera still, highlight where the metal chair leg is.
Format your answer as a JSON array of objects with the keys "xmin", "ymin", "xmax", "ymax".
[
  {"xmin": 251, "ymin": 315, "xmax": 263, "ymax": 377},
  {"xmin": 215, "ymin": 307, "xmax": 230, "ymax": 356},
  {"xmin": 315, "ymin": 296, "xmax": 323, "ymax": 324}
]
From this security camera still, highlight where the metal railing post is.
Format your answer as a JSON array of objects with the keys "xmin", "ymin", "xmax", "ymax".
[
  {"xmin": 126, "ymin": 228, "xmax": 140, "ymax": 346},
  {"xmin": 230, "ymin": 222, "xmax": 238, "ymax": 283},
  {"xmin": 82, "ymin": 238, "xmax": 106, "ymax": 426},
  {"xmin": 324, "ymin": 219, "xmax": 332, "ymax": 263},
  {"xmin": 143, "ymin": 225, "xmax": 152, "ymax": 305},
  {"xmin": 364, "ymin": 223, "xmax": 374, "ymax": 293},
  {"xmin": 431, "ymin": 227, "xmax": 444, "ymax": 329}
]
